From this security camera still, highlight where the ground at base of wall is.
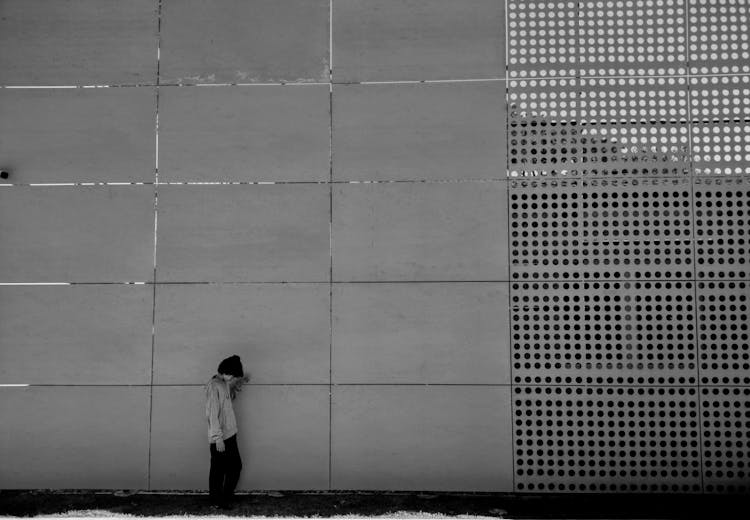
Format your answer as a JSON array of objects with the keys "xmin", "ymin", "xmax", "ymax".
[{"xmin": 0, "ymin": 491, "xmax": 748, "ymax": 519}]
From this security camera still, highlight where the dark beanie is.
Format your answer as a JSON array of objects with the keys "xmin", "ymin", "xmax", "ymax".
[{"xmin": 218, "ymin": 355, "xmax": 243, "ymax": 377}]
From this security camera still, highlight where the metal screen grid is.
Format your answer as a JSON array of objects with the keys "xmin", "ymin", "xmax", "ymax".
[{"xmin": 507, "ymin": 0, "xmax": 749, "ymax": 494}]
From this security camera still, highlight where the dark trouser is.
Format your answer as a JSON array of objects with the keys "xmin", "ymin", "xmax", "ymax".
[{"xmin": 209, "ymin": 435, "xmax": 242, "ymax": 504}]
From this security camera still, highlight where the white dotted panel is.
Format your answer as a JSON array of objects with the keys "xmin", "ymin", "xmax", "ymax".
[
  {"xmin": 579, "ymin": 0, "xmax": 687, "ymax": 77},
  {"xmin": 508, "ymin": 78, "xmax": 581, "ymax": 177},
  {"xmin": 580, "ymin": 77, "xmax": 689, "ymax": 125},
  {"xmin": 689, "ymin": 0, "xmax": 750, "ymax": 75},
  {"xmin": 507, "ymin": 1, "xmax": 579, "ymax": 78}
]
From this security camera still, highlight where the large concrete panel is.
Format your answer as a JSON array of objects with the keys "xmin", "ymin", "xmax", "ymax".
[
  {"xmin": 156, "ymin": 185, "xmax": 329, "ymax": 282},
  {"xmin": 0, "ymin": 186, "xmax": 155, "ymax": 283},
  {"xmin": 0, "ymin": 0, "xmax": 157, "ymax": 86},
  {"xmin": 160, "ymin": 0, "xmax": 329, "ymax": 84},
  {"xmin": 0, "ymin": 285, "xmax": 153, "ymax": 385},
  {"xmin": 332, "ymin": 182, "xmax": 508, "ymax": 281},
  {"xmin": 0, "ymin": 386, "xmax": 150, "ymax": 489},
  {"xmin": 0, "ymin": 88, "xmax": 155, "ymax": 183},
  {"xmin": 332, "ymin": 82, "xmax": 506, "ymax": 181},
  {"xmin": 159, "ymin": 85, "xmax": 329, "ymax": 182},
  {"xmin": 150, "ymin": 385, "xmax": 329, "ymax": 490},
  {"xmin": 332, "ymin": 283, "xmax": 510, "ymax": 384},
  {"xmin": 332, "ymin": 0, "xmax": 506, "ymax": 82},
  {"xmin": 154, "ymin": 284, "xmax": 330, "ymax": 384},
  {"xmin": 331, "ymin": 386, "xmax": 513, "ymax": 491}
]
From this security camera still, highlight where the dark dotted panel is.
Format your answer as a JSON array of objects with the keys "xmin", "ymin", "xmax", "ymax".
[
  {"xmin": 506, "ymin": 0, "xmax": 750, "ymax": 497},
  {"xmin": 514, "ymin": 386, "xmax": 702, "ymax": 493},
  {"xmin": 508, "ymin": 78, "xmax": 581, "ymax": 178},
  {"xmin": 691, "ymin": 75, "xmax": 750, "ymax": 176},
  {"xmin": 698, "ymin": 281, "xmax": 750, "ymax": 385},
  {"xmin": 507, "ymin": 1, "xmax": 578, "ymax": 78},
  {"xmin": 579, "ymin": 0, "xmax": 687, "ymax": 77},
  {"xmin": 689, "ymin": 0, "xmax": 750, "ymax": 75},
  {"xmin": 577, "ymin": 77, "xmax": 691, "ymax": 178},
  {"xmin": 694, "ymin": 177, "xmax": 750, "ymax": 279},
  {"xmin": 701, "ymin": 387, "xmax": 750, "ymax": 494},
  {"xmin": 511, "ymin": 281, "xmax": 697, "ymax": 385},
  {"xmin": 509, "ymin": 178, "xmax": 694, "ymax": 280}
]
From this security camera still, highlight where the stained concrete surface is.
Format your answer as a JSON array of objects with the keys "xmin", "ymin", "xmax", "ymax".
[
  {"xmin": 333, "ymin": 0, "xmax": 506, "ymax": 82},
  {"xmin": 0, "ymin": 0, "xmax": 157, "ymax": 86},
  {"xmin": 0, "ymin": 285, "xmax": 153, "ymax": 385},
  {"xmin": 159, "ymin": 0, "xmax": 329, "ymax": 84},
  {"xmin": 333, "ymin": 82, "xmax": 506, "ymax": 181},
  {"xmin": 156, "ymin": 184, "xmax": 330, "ymax": 282},
  {"xmin": 0, "ymin": 88, "xmax": 156, "ymax": 183},
  {"xmin": 153, "ymin": 284, "xmax": 330, "ymax": 384},
  {"xmin": 0, "ymin": 386, "xmax": 150, "ymax": 489},
  {"xmin": 332, "ymin": 182, "xmax": 509, "ymax": 281},
  {"xmin": 331, "ymin": 386, "xmax": 513, "ymax": 492},
  {"xmin": 150, "ymin": 385, "xmax": 330, "ymax": 491},
  {"xmin": 158, "ymin": 85, "xmax": 329, "ymax": 182},
  {"xmin": 0, "ymin": 186, "xmax": 155, "ymax": 283},
  {"xmin": 332, "ymin": 283, "xmax": 511, "ymax": 384}
]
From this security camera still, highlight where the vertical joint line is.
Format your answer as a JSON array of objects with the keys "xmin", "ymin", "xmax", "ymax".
[
  {"xmin": 148, "ymin": 0, "xmax": 163, "ymax": 492},
  {"xmin": 328, "ymin": 0, "xmax": 334, "ymax": 491},
  {"xmin": 504, "ymin": 0, "xmax": 516, "ymax": 494},
  {"xmin": 683, "ymin": 0, "xmax": 704, "ymax": 494}
]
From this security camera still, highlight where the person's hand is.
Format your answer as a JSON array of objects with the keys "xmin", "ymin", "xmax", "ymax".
[{"xmin": 216, "ymin": 439, "xmax": 225, "ymax": 453}]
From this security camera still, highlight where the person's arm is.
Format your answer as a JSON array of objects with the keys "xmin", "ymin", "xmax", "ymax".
[
  {"xmin": 206, "ymin": 383, "xmax": 225, "ymax": 450},
  {"xmin": 229, "ymin": 374, "xmax": 251, "ymax": 399}
]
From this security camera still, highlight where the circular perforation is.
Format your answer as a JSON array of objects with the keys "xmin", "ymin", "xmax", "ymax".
[
  {"xmin": 690, "ymin": 74, "xmax": 750, "ymax": 124},
  {"xmin": 689, "ymin": 0, "xmax": 750, "ymax": 75},
  {"xmin": 701, "ymin": 387, "xmax": 750, "ymax": 494},
  {"xmin": 511, "ymin": 281, "xmax": 697, "ymax": 385},
  {"xmin": 694, "ymin": 178, "xmax": 750, "ymax": 279},
  {"xmin": 509, "ymin": 179, "xmax": 694, "ymax": 280},
  {"xmin": 692, "ymin": 124, "xmax": 750, "ymax": 167},
  {"xmin": 514, "ymin": 386, "xmax": 701, "ymax": 493},
  {"xmin": 579, "ymin": 0, "xmax": 687, "ymax": 77},
  {"xmin": 579, "ymin": 125, "xmax": 690, "ymax": 174},
  {"xmin": 698, "ymin": 281, "xmax": 750, "ymax": 386},
  {"xmin": 507, "ymin": 1, "xmax": 578, "ymax": 78},
  {"xmin": 580, "ymin": 76, "xmax": 688, "ymax": 125},
  {"xmin": 508, "ymin": 78, "xmax": 580, "ymax": 177}
]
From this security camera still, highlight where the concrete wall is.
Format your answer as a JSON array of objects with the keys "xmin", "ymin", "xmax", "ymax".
[{"xmin": 0, "ymin": 0, "xmax": 748, "ymax": 494}]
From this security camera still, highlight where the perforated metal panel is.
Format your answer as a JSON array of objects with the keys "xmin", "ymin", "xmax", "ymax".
[
  {"xmin": 578, "ymin": 0, "xmax": 687, "ymax": 77},
  {"xmin": 691, "ymin": 74, "xmax": 750, "ymax": 176},
  {"xmin": 688, "ymin": 0, "xmax": 750, "ymax": 75},
  {"xmin": 701, "ymin": 387, "xmax": 750, "ymax": 494},
  {"xmin": 507, "ymin": 0, "xmax": 750, "ymax": 496},
  {"xmin": 509, "ymin": 178, "xmax": 694, "ymax": 280},
  {"xmin": 511, "ymin": 281, "xmax": 696, "ymax": 386},
  {"xmin": 698, "ymin": 281, "xmax": 750, "ymax": 386},
  {"xmin": 694, "ymin": 177, "xmax": 750, "ymax": 280},
  {"xmin": 508, "ymin": 78, "xmax": 581, "ymax": 178},
  {"xmin": 507, "ymin": 1, "xmax": 578, "ymax": 78},
  {"xmin": 513, "ymin": 386, "xmax": 702, "ymax": 493}
]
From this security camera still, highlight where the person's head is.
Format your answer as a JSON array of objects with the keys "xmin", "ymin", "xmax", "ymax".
[{"xmin": 217, "ymin": 355, "xmax": 243, "ymax": 382}]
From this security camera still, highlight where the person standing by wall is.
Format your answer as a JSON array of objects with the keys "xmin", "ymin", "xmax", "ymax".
[{"xmin": 205, "ymin": 355, "xmax": 249, "ymax": 508}]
